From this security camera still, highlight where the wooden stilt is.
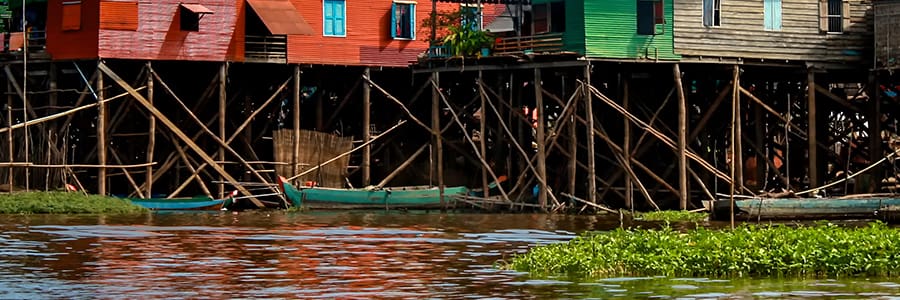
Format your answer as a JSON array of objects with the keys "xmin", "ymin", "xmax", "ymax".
[
  {"xmin": 479, "ymin": 71, "xmax": 490, "ymax": 198},
  {"xmin": 432, "ymin": 72, "xmax": 444, "ymax": 206},
  {"xmin": 730, "ymin": 65, "xmax": 739, "ymax": 229},
  {"xmin": 623, "ymin": 73, "xmax": 633, "ymax": 209},
  {"xmin": 97, "ymin": 63, "xmax": 107, "ymax": 195},
  {"xmin": 218, "ymin": 63, "xmax": 227, "ymax": 199},
  {"xmin": 674, "ymin": 64, "xmax": 688, "ymax": 210},
  {"xmin": 534, "ymin": 68, "xmax": 548, "ymax": 209},
  {"xmin": 807, "ymin": 68, "xmax": 818, "ymax": 190},
  {"xmin": 109, "ymin": 148, "xmax": 145, "ymax": 198},
  {"xmin": 868, "ymin": 72, "xmax": 883, "ymax": 192},
  {"xmin": 293, "ymin": 65, "xmax": 301, "ymax": 180},
  {"xmin": 6, "ymin": 79, "xmax": 12, "ymax": 193},
  {"xmin": 734, "ymin": 67, "xmax": 743, "ymax": 194},
  {"xmin": 48, "ymin": 64, "xmax": 58, "ymax": 190},
  {"xmin": 568, "ymin": 80, "xmax": 578, "ymax": 200},
  {"xmin": 362, "ymin": 67, "xmax": 372, "ymax": 186},
  {"xmin": 97, "ymin": 63, "xmax": 264, "ymax": 207},
  {"xmin": 146, "ymin": 62, "xmax": 155, "ymax": 198},
  {"xmin": 584, "ymin": 63, "xmax": 597, "ymax": 204},
  {"xmin": 754, "ymin": 86, "xmax": 765, "ymax": 190}
]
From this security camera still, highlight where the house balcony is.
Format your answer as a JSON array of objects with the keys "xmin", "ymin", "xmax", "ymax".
[
  {"xmin": 245, "ymin": 35, "xmax": 287, "ymax": 64},
  {"xmin": 1, "ymin": 30, "xmax": 51, "ymax": 61},
  {"xmin": 493, "ymin": 33, "xmax": 564, "ymax": 56}
]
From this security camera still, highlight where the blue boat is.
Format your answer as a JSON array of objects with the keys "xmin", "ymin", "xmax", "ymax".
[
  {"xmin": 277, "ymin": 176, "xmax": 467, "ymax": 209},
  {"xmin": 711, "ymin": 196, "xmax": 900, "ymax": 220},
  {"xmin": 126, "ymin": 191, "xmax": 237, "ymax": 211}
]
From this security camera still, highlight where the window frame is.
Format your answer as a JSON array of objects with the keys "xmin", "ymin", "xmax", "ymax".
[
  {"xmin": 637, "ymin": 0, "xmax": 664, "ymax": 36},
  {"xmin": 764, "ymin": 0, "xmax": 782, "ymax": 31},
  {"xmin": 460, "ymin": 4, "xmax": 482, "ymax": 31},
  {"xmin": 702, "ymin": 0, "xmax": 721, "ymax": 27},
  {"xmin": 825, "ymin": 0, "xmax": 843, "ymax": 33},
  {"xmin": 180, "ymin": 6, "xmax": 200, "ymax": 31},
  {"xmin": 391, "ymin": 1, "xmax": 416, "ymax": 40},
  {"xmin": 323, "ymin": 0, "xmax": 347, "ymax": 37}
]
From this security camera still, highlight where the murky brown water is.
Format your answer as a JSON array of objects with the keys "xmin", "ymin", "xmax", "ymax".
[{"xmin": 1, "ymin": 211, "xmax": 900, "ymax": 299}]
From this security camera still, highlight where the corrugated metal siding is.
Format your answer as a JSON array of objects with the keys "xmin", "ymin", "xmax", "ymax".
[
  {"xmin": 98, "ymin": 0, "xmax": 240, "ymax": 61},
  {"xmin": 673, "ymin": 0, "xmax": 872, "ymax": 62},
  {"xmin": 875, "ymin": 0, "xmax": 900, "ymax": 69},
  {"xmin": 583, "ymin": 0, "xmax": 679, "ymax": 60},
  {"xmin": 564, "ymin": 0, "xmax": 585, "ymax": 53},
  {"xmin": 46, "ymin": 0, "xmax": 100, "ymax": 60},
  {"xmin": 227, "ymin": 0, "xmax": 246, "ymax": 62},
  {"xmin": 100, "ymin": 1, "xmax": 138, "ymax": 31},
  {"xmin": 288, "ymin": 1, "xmax": 503, "ymax": 67}
]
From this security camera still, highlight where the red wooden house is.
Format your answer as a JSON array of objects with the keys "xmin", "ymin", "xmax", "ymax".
[{"xmin": 42, "ymin": 0, "xmax": 502, "ymax": 67}]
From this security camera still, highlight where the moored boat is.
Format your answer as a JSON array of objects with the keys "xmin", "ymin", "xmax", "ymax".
[
  {"xmin": 126, "ymin": 190, "xmax": 237, "ymax": 211},
  {"xmin": 277, "ymin": 176, "xmax": 467, "ymax": 209},
  {"xmin": 711, "ymin": 196, "xmax": 900, "ymax": 220}
]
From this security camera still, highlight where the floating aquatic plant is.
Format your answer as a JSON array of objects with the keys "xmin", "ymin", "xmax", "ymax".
[
  {"xmin": 0, "ymin": 192, "xmax": 148, "ymax": 214},
  {"xmin": 635, "ymin": 210, "xmax": 708, "ymax": 222},
  {"xmin": 505, "ymin": 222, "xmax": 900, "ymax": 278}
]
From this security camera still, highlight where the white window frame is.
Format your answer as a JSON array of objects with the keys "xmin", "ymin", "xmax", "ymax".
[{"xmin": 323, "ymin": 0, "xmax": 347, "ymax": 37}]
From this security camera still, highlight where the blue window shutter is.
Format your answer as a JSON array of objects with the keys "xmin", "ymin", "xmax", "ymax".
[
  {"xmin": 702, "ymin": 0, "xmax": 712, "ymax": 26},
  {"xmin": 391, "ymin": 2, "xmax": 397, "ymax": 38},
  {"xmin": 764, "ymin": 0, "xmax": 782, "ymax": 30},
  {"xmin": 764, "ymin": 0, "xmax": 772, "ymax": 29},
  {"xmin": 773, "ymin": 0, "xmax": 782, "ymax": 30},
  {"xmin": 410, "ymin": 4, "xmax": 415, "ymax": 40},
  {"xmin": 324, "ymin": 0, "xmax": 334, "ymax": 35},
  {"xmin": 336, "ymin": 1, "xmax": 345, "ymax": 35}
]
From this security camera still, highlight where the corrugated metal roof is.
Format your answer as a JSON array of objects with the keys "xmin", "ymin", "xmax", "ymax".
[
  {"xmin": 436, "ymin": 0, "xmax": 529, "ymax": 4},
  {"xmin": 246, "ymin": 0, "xmax": 315, "ymax": 35},
  {"xmin": 180, "ymin": 3, "xmax": 214, "ymax": 14}
]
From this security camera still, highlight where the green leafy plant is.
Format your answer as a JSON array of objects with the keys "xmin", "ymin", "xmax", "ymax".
[
  {"xmin": 0, "ymin": 192, "xmax": 148, "ymax": 214},
  {"xmin": 442, "ymin": 24, "xmax": 493, "ymax": 57},
  {"xmin": 636, "ymin": 210, "xmax": 708, "ymax": 222}
]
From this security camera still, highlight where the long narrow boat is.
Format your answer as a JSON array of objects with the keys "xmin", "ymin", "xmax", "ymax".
[
  {"xmin": 277, "ymin": 176, "xmax": 467, "ymax": 209},
  {"xmin": 711, "ymin": 196, "xmax": 900, "ymax": 220},
  {"xmin": 126, "ymin": 190, "xmax": 237, "ymax": 211}
]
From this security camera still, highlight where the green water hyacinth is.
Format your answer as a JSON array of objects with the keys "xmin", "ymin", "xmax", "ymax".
[
  {"xmin": 635, "ymin": 210, "xmax": 708, "ymax": 222},
  {"xmin": 0, "ymin": 192, "xmax": 148, "ymax": 214},
  {"xmin": 505, "ymin": 222, "xmax": 900, "ymax": 278}
]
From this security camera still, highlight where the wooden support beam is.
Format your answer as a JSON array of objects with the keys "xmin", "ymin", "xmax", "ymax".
[
  {"xmin": 6, "ymin": 79, "xmax": 13, "ymax": 192},
  {"xmin": 534, "ymin": 68, "xmax": 548, "ymax": 209},
  {"xmin": 868, "ymin": 73, "xmax": 883, "ymax": 192},
  {"xmin": 674, "ymin": 64, "xmax": 688, "ymax": 210},
  {"xmin": 146, "ymin": 61, "xmax": 155, "ymax": 198},
  {"xmin": 623, "ymin": 74, "xmax": 633, "ymax": 210},
  {"xmin": 813, "ymin": 83, "xmax": 862, "ymax": 113},
  {"xmin": 97, "ymin": 63, "xmax": 107, "ymax": 195},
  {"xmin": 362, "ymin": 67, "xmax": 372, "ymax": 186},
  {"xmin": 293, "ymin": 65, "xmax": 301, "ymax": 181},
  {"xmin": 689, "ymin": 82, "xmax": 733, "ymax": 141},
  {"xmin": 97, "ymin": 62, "xmax": 265, "ymax": 208},
  {"xmin": 218, "ymin": 63, "xmax": 227, "ymax": 199},
  {"xmin": 807, "ymin": 68, "xmax": 819, "ymax": 189},
  {"xmin": 432, "ymin": 72, "xmax": 444, "ymax": 206},
  {"xmin": 584, "ymin": 63, "xmax": 597, "ymax": 204},
  {"xmin": 478, "ymin": 71, "xmax": 489, "ymax": 198},
  {"xmin": 0, "ymin": 87, "xmax": 142, "ymax": 135},
  {"xmin": 730, "ymin": 65, "xmax": 739, "ymax": 229},
  {"xmin": 324, "ymin": 77, "xmax": 362, "ymax": 129},
  {"xmin": 109, "ymin": 148, "xmax": 145, "ymax": 198}
]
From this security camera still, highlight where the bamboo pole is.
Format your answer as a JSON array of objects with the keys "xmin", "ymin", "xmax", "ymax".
[
  {"xmin": 592, "ymin": 122, "xmax": 660, "ymax": 210},
  {"xmin": 734, "ymin": 68, "xmax": 743, "ymax": 194},
  {"xmin": 97, "ymin": 63, "xmax": 264, "ymax": 208},
  {"xmin": 146, "ymin": 62, "xmax": 155, "ymax": 198},
  {"xmin": 868, "ymin": 73, "xmax": 883, "ymax": 192},
  {"xmin": 6, "ymin": 79, "xmax": 12, "ymax": 193},
  {"xmin": 478, "ymin": 71, "xmax": 489, "ymax": 199},
  {"xmin": 97, "ymin": 64, "xmax": 107, "ymax": 195},
  {"xmin": 286, "ymin": 120, "xmax": 407, "ymax": 182},
  {"xmin": 807, "ymin": 68, "xmax": 819, "ymax": 190},
  {"xmin": 740, "ymin": 87, "xmax": 806, "ymax": 137},
  {"xmin": 584, "ymin": 64, "xmax": 597, "ymax": 203},
  {"xmin": 0, "ymin": 87, "xmax": 141, "ymax": 135},
  {"xmin": 362, "ymin": 67, "xmax": 372, "ymax": 186},
  {"xmin": 0, "ymin": 162, "xmax": 156, "ymax": 168},
  {"xmin": 169, "ymin": 136, "xmax": 212, "ymax": 198},
  {"xmin": 674, "ymin": 64, "xmax": 688, "ymax": 210}
]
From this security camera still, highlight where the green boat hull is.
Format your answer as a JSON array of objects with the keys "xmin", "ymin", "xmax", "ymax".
[
  {"xmin": 278, "ymin": 177, "xmax": 466, "ymax": 209},
  {"xmin": 127, "ymin": 195, "xmax": 233, "ymax": 211},
  {"xmin": 712, "ymin": 197, "xmax": 900, "ymax": 220}
]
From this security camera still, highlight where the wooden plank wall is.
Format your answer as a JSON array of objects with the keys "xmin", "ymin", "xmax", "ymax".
[
  {"xmin": 875, "ymin": 0, "xmax": 900, "ymax": 69},
  {"xmin": 673, "ymin": 0, "xmax": 872, "ymax": 63}
]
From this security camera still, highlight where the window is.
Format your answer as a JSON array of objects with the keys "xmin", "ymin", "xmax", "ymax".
[
  {"xmin": 100, "ymin": 1, "xmax": 139, "ymax": 31},
  {"xmin": 180, "ymin": 6, "xmax": 199, "ymax": 31},
  {"xmin": 820, "ymin": 0, "xmax": 848, "ymax": 33},
  {"xmin": 532, "ymin": 2, "xmax": 565, "ymax": 34},
  {"xmin": 702, "ymin": 0, "xmax": 720, "ymax": 27},
  {"xmin": 62, "ymin": 1, "xmax": 82, "ymax": 31},
  {"xmin": 637, "ymin": 0, "xmax": 663, "ymax": 35},
  {"xmin": 461, "ymin": 5, "xmax": 481, "ymax": 31},
  {"xmin": 391, "ymin": 1, "xmax": 415, "ymax": 39},
  {"xmin": 764, "ymin": 0, "xmax": 782, "ymax": 30},
  {"xmin": 324, "ymin": 0, "xmax": 346, "ymax": 36}
]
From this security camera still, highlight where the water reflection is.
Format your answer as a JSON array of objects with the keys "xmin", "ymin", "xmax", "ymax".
[{"xmin": 0, "ymin": 212, "xmax": 897, "ymax": 299}]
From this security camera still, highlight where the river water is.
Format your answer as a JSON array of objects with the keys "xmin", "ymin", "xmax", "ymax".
[{"xmin": 1, "ymin": 211, "xmax": 900, "ymax": 299}]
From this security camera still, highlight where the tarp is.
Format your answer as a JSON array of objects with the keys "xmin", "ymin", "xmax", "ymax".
[{"xmin": 246, "ymin": 0, "xmax": 315, "ymax": 35}]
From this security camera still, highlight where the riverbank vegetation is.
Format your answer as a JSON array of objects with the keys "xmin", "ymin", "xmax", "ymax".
[
  {"xmin": 634, "ymin": 210, "xmax": 708, "ymax": 222},
  {"xmin": 505, "ymin": 222, "xmax": 900, "ymax": 278},
  {"xmin": 0, "ymin": 192, "xmax": 148, "ymax": 214}
]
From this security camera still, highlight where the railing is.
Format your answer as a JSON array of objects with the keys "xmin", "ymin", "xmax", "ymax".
[
  {"xmin": 245, "ymin": 35, "xmax": 287, "ymax": 63},
  {"xmin": 493, "ymin": 33, "xmax": 564, "ymax": 56},
  {"xmin": 3, "ymin": 30, "xmax": 46, "ymax": 53}
]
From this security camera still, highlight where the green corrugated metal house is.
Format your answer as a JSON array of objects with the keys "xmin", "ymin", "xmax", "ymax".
[{"xmin": 530, "ymin": 0, "xmax": 680, "ymax": 60}]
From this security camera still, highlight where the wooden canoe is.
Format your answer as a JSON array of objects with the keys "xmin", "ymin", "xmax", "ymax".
[
  {"xmin": 711, "ymin": 196, "xmax": 900, "ymax": 220},
  {"xmin": 126, "ymin": 191, "xmax": 237, "ymax": 211},
  {"xmin": 277, "ymin": 176, "xmax": 467, "ymax": 209}
]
